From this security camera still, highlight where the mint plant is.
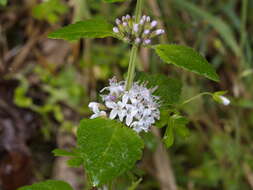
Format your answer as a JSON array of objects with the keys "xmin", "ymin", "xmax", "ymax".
[{"xmin": 18, "ymin": 0, "xmax": 230, "ymax": 189}]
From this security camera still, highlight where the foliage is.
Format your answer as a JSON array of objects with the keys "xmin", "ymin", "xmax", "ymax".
[
  {"xmin": 48, "ymin": 18, "xmax": 115, "ymax": 41},
  {"xmin": 153, "ymin": 44, "xmax": 220, "ymax": 82},
  {"xmin": 32, "ymin": 0, "xmax": 68, "ymax": 24},
  {"xmin": 18, "ymin": 180, "xmax": 73, "ymax": 190},
  {"xmin": 77, "ymin": 118, "xmax": 144, "ymax": 186},
  {"xmin": 4, "ymin": 0, "xmax": 252, "ymax": 189},
  {"xmin": 0, "ymin": 0, "xmax": 7, "ymax": 6}
]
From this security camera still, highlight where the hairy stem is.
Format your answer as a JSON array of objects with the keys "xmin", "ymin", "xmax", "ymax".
[{"xmin": 125, "ymin": 0, "xmax": 144, "ymax": 90}]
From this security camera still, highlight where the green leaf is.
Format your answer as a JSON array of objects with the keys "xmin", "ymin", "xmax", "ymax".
[
  {"xmin": 103, "ymin": 0, "xmax": 126, "ymax": 3},
  {"xmin": 172, "ymin": 115, "xmax": 190, "ymax": 138},
  {"xmin": 171, "ymin": 0, "xmax": 240, "ymax": 56},
  {"xmin": 136, "ymin": 72, "xmax": 182, "ymax": 106},
  {"xmin": 163, "ymin": 115, "xmax": 190, "ymax": 148},
  {"xmin": 77, "ymin": 118, "xmax": 144, "ymax": 186},
  {"xmin": 52, "ymin": 148, "xmax": 79, "ymax": 157},
  {"xmin": 164, "ymin": 123, "xmax": 174, "ymax": 148},
  {"xmin": 153, "ymin": 44, "xmax": 220, "ymax": 82},
  {"xmin": 32, "ymin": 0, "xmax": 68, "ymax": 24},
  {"xmin": 48, "ymin": 18, "xmax": 114, "ymax": 41},
  {"xmin": 18, "ymin": 180, "xmax": 73, "ymax": 190},
  {"xmin": 67, "ymin": 157, "xmax": 83, "ymax": 167},
  {"xmin": 0, "ymin": 0, "xmax": 7, "ymax": 6}
]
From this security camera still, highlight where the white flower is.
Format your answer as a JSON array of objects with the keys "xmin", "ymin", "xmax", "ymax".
[
  {"xmin": 105, "ymin": 101, "xmax": 126, "ymax": 121},
  {"xmin": 88, "ymin": 102, "xmax": 106, "ymax": 119},
  {"xmin": 88, "ymin": 102, "xmax": 100, "ymax": 113},
  {"xmin": 125, "ymin": 104, "xmax": 138, "ymax": 126},
  {"xmin": 220, "ymin": 96, "xmax": 230, "ymax": 106},
  {"xmin": 100, "ymin": 77, "xmax": 124, "ymax": 96},
  {"xmin": 89, "ymin": 77, "xmax": 160, "ymax": 133}
]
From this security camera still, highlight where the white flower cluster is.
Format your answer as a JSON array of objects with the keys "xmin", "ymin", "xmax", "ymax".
[
  {"xmin": 88, "ymin": 77, "xmax": 160, "ymax": 133},
  {"xmin": 113, "ymin": 14, "xmax": 165, "ymax": 45}
]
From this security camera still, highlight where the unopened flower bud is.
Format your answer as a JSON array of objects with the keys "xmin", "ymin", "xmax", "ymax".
[
  {"xmin": 140, "ymin": 19, "xmax": 145, "ymax": 25},
  {"xmin": 146, "ymin": 16, "xmax": 151, "ymax": 22},
  {"xmin": 220, "ymin": 96, "xmax": 230, "ymax": 106},
  {"xmin": 135, "ymin": 38, "xmax": 141, "ymax": 44},
  {"xmin": 115, "ymin": 18, "xmax": 121, "ymax": 25},
  {"xmin": 144, "ymin": 29, "xmax": 150, "ymax": 35},
  {"xmin": 123, "ymin": 22, "xmax": 128, "ymax": 27},
  {"xmin": 151, "ymin": 20, "xmax": 158, "ymax": 28},
  {"xmin": 156, "ymin": 29, "xmax": 165, "ymax": 35},
  {"xmin": 113, "ymin": 27, "xmax": 119, "ymax": 33},
  {"xmin": 144, "ymin": 39, "xmax": 151, "ymax": 45},
  {"xmin": 133, "ymin": 24, "xmax": 139, "ymax": 32},
  {"xmin": 126, "ymin": 14, "xmax": 131, "ymax": 19}
]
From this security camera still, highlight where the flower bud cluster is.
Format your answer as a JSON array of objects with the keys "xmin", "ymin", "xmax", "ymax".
[
  {"xmin": 88, "ymin": 77, "xmax": 160, "ymax": 133},
  {"xmin": 113, "ymin": 14, "xmax": 165, "ymax": 45}
]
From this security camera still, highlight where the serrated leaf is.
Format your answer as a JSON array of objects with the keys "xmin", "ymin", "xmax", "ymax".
[
  {"xmin": 153, "ymin": 44, "xmax": 220, "ymax": 82},
  {"xmin": 103, "ymin": 0, "xmax": 126, "ymax": 3},
  {"xmin": 136, "ymin": 72, "xmax": 182, "ymax": 107},
  {"xmin": 0, "ymin": 0, "xmax": 7, "ymax": 6},
  {"xmin": 18, "ymin": 180, "xmax": 73, "ymax": 190},
  {"xmin": 48, "ymin": 18, "xmax": 114, "ymax": 41},
  {"xmin": 77, "ymin": 118, "xmax": 144, "ymax": 186}
]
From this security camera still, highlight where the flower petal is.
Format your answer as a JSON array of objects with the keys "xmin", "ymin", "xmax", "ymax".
[
  {"xmin": 109, "ymin": 109, "xmax": 118, "ymax": 119},
  {"xmin": 105, "ymin": 101, "xmax": 116, "ymax": 109}
]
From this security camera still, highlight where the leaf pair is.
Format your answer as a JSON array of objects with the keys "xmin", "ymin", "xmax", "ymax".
[{"xmin": 49, "ymin": 18, "xmax": 219, "ymax": 82}]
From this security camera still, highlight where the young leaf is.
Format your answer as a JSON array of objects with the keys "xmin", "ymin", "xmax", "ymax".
[
  {"xmin": 48, "ymin": 18, "xmax": 114, "ymax": 41},
  {"xmin": 163, "ymin": 115, "xmax": 190, "ymax": 148},
  {"xmin": 172, "ymin": 115, "xmax": 190, "ymax": 138},
  {"xmin": 77, "ymin": 118, "xmax": 144, "ymax": 187},
  {"xmin": 153, "ymin": 44, "xmax": 220, "ymax": 82},
  {"xmin": 136, "ymin": 72, "xmax": 182, "ymax": 106},
  {"xmin": 164, "ymin": 123, "xmax": 174, "ymax": 148},
  {"xmin": 103, "ymin": 0, "xmax": 126, "ymax": 3},
  {"xmin": 18, "ymin": 180, "xmax": 73, "ymax": 190}
]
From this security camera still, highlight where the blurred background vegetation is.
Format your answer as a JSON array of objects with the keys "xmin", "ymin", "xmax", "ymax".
[{"xmin": 0, "ymin": 0, "xmax": 253, "ymax": 190}]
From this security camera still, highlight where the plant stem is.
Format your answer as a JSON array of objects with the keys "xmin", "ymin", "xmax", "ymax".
[
  {"xmin": 125, "ymin": 0, "xmax": 144, "ymax": 90},
  {"xmin": 135, "ymin": 0, "xmax": 144, "ymax": 22},
  {"xmin": 126, "ymin": 45, "xmax": 138, "ymax": 90},
  {"xmin": 180, "ymin": 92, "xmax": 213, "ymax": 106}
]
